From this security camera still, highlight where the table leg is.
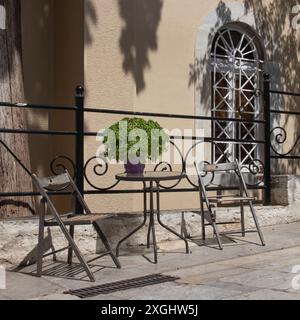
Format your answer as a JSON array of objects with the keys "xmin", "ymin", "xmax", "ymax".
[
  {"xmin": 116, "ymin": 184, "xmax": 148, "ymax": 257},
  {"xmin": 147, "ymin": 222, "xmax": 152, "ymax": 248},
  {"xmin": 155, "ymin": 182, "xmax": 190, "ymax": 254},
  {"xmin": 147, "ymin": 184, "xmax": 152, "ymax": 248},
  {"xmin": 150, "ymin": 181, "xmax": 158, "ymax": 264}
]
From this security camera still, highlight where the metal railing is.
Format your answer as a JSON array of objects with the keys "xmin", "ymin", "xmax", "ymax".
[
  {"xmin": 2, "ymin": 74, "xmax": 299, "ymax": 209},
  {"xmin": 268, "ymin": 83, "xmax": 300, "ymax": 161},
  {"xmin": 0, "ymin": 90, "xmax": 267, "ymax": 200}
]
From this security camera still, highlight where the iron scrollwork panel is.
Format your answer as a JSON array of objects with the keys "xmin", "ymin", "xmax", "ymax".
[
  {"xmin": 50, "ymin": 156, "xmax": 76, "ymax": 179},
  {"xmin": 270, "ymin": 126, "xmax": 300, "ymax": 157},
  {"xmin": 79, "ymin": 139, "xmax": 265, "ymax": 192}
]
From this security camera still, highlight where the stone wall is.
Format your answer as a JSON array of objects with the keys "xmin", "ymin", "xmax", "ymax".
[
  {"xmin": 1, "ymin": 175, "xmax": 299, "ymax": 267},
  {"xmin": 271, "ymin": 175, "xmax": 300, "ymax": 206}
]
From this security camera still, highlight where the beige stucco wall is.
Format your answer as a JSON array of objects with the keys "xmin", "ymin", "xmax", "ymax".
[
  {"xmin": 83, "ymin": 0, "xmax": 300, "ymax": 214},
  {"xmin": 83, "ymin": 0, "xmax": 240, "ymax": 213},
  {"xmin": 84, "ymin": 0, "xmax": 218, "ymax": 213}
]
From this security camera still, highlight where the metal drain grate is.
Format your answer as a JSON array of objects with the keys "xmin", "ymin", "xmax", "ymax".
[{"xmin": 64, "ymin": 274, "xmax": 179, "ymax": 298}]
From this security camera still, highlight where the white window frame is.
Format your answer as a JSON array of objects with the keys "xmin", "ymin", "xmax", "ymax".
[{"xmin": 211, "ymin": 26, "xmax": 264, "ymax": 165}]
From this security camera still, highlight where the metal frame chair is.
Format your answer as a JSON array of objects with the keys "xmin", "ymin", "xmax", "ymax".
[
  {"xmin": 32, "ymin": 170, "xmax": 121, "ymax": 282},
  {"xmin": 194, "ymin": 160, "xmax": 265, "ymax": 250}
]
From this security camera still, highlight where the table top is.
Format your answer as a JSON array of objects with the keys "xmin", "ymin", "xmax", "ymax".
[{"xmin": 116, "ymin": 171, "xmax": 185, "ymax": 182}]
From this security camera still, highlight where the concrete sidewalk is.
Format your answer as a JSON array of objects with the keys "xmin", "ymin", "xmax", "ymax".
[{"xmin": 2, "ymin": 221, "xmax": 300, "ymax": 300}]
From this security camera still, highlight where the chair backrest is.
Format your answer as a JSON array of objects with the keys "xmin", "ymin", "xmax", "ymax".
[
  {"xmin": 37, "ymin": 172, "xmax": 71, "ymax": 189},
  {"xmin": 32, "ymin": 170, "xmax": 91, "ymax": 216},
  {"xmin": 201, "ymin": 162, "xmax": 238, "ymax": 173},
  {"xmin": 194, "ymin": 160, "xmax": 250, "ymax": 199}
]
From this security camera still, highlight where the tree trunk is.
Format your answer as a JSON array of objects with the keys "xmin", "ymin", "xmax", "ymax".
[{"xmin": 0, "ymin": 0, "xmax": 34, "ymax": 218}]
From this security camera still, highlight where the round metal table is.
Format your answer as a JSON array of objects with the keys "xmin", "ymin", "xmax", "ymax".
[{"xmin": 115, "ymin": 171, "xmax": 190, "ymax": 264}]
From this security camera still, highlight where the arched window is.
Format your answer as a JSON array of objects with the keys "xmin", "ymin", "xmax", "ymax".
[{"xmin": 211, "ymin": 23, "xmax": 265, "ymax": 165}]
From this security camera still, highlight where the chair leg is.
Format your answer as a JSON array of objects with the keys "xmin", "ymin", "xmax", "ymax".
[
  {"xmin": 37, "ymin": 199, "xmax": 46, "ymax": 277},
  {"xmin": 37, "ymin": 222, "xmax": 44, "ymax": 277},
  {"xmin": 211, "ymin": 221, "xmax": 223, "ymax": 250},
  {"xmin": 249, "ymin": 201, "xmax": 265, "ymax": 246},
  {"xmin": 53, "ymin": 216, "xmax": 95, "ymax": 282},
  {"xmin": 241, "ymin": 202, "xmax": 246, "ymax": 237},
  {"xmin": 200, "ymin": 199, "xmax": 206, "ymax": 241},
  {"xmin": 240, "ymin": 184, "xmax": 246, "ymax": 237},
  {"xmin": 237, "ymin": 163, "xmax": 265, "ymax": 246},
  {"xmin": 201, "ymin": 214, "xmax": 206, "ymax": 240},
  {"xmin": 48, "ymin": 229, "xmax": 57, "ymax": 262},
  {"xmin": 93, "ymin": 222, "xmax": 121, "ymax": 269},
  {"xmin": 208, "ymin": 209, "xmax": 223, "ymax": 250},
  {"xmin": 212, "ymin": 210, "xmax": 217, "ymax": 238},
  {"xmin": 67, "ymin": 225, "xmax": 74, "ymax": 265}
]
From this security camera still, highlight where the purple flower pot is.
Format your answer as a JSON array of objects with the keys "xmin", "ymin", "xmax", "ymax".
[{"xmin": 124, "ymin": 161, "xmax": 145, "ymax": 174}]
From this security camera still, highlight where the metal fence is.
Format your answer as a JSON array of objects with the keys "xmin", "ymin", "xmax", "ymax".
[
  {"xmin": 269, "ymin": 88, "xmax": 300, "ymax": 161},
  {"xmin": 0, "ymin": 75, "xmax": 299, "ymax": 209}
]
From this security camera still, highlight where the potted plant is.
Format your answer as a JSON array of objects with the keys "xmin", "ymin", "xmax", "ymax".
[{"xmin": 103, "ymin": 117, "xmax": 169, "ymax": 174}]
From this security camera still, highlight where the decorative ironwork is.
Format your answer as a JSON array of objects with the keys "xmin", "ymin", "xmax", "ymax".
[
  {"xmin": 270, "ymin": 126, "xmax": 300, "ymax": 157},
  {"xmin": 50, "ymin": 156, "xmax": 76, "ymax": 179},
  {"xmin": 81, "ymin": 138, "xmax": 264, "ymax": 193},
  {"xmin": 84, "ymin": 156, "xmax": 120, "ymax": 191},
  {"xmin": 154, "ymin": 141, "xmax": 185, "ymax": 190},
  {"xmin": 240, "ymin": 159, "xmax": 265, "ymax": 186}
]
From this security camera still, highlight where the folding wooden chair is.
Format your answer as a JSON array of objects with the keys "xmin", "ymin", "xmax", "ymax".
[
  {"xmin": 194, "ymin": 160, "xmax": 265, "ymax": 250},
  {"xmin": 32, "ymin": 170, "xmax": 121, "ymax": 282}
]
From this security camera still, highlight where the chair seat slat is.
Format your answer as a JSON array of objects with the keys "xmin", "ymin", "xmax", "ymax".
[
  {"xmin": 208, "ymin": 196, "xmax": 255, "ymax": 203},
  {"xmin": 37, "ymin": 173, "xmax": 70, "ymax": 188},
  {"xmin": 203, "ymin": 162, "xmax": 238, "ymax": 172},
  {"xmin": 44, "ymin": 214, "xmax": 101, "ymax": 226}
]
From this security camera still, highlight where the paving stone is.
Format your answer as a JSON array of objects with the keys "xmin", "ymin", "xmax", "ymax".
[
  {"xmin": 85, "ymin": 294, "xmax": 127, "ymax": 301},
  {"xmin": 219, "ymin": 269, "xmax": 294, "ymax": 291},
  {"xmin": 0, "ymin": 293, "xmax": 11, "ymax": 300},
  {"xmin": 3, "ymin": 222, "xmax": 300, "ymax": 300},
  {"xmin": 175, "ymin": 268, "xmax": 247, "ymax": 285},
  {"xmin": 204, "ymin": 281, "xmax": 258, "ymax": 294},
  {"xmin": 31, "ymin": 293, "xmax": 81, "ymax": 300},
  {"xmin": 241, "ymin": 256, "xmax": 300, "ymax": 274},
  {"xmin": 224, "ymin": 289, "xmax": 300, "ymax": 300},
  {"xmin": 100, "ymin": 282, "xmax": 243, "ymax": 301},
  {"xmin": 4, "ymin": 272, "xmax": 65, "ymax": 300}
]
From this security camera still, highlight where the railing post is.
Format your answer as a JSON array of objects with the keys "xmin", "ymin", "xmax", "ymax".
[
  {"xmin": 263, "ymin": 73, "xmax": 271, "ymax": 205},
  {"xmin": 75, "ymin": 86, "xmax": 84, "ymax": 214}
]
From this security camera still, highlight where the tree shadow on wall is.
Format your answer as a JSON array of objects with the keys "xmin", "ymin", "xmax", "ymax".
[
  {"xmin": 118, "ymin": 0, "xmax": 163, "ymax": 94},
  {"xmin": 188, "ymin": 0, "xmax": 300, "ymax": 174},
  {"xmin": 244, "ymin": 0, "xmax": 300, "ymax": 174},
  {"xmin": 85, "ymin": 0, "xmax": 97, "ymax": 45},
  {"xmin": 188, "ymin": 1, "xmax": 232, "ymax": 114}
]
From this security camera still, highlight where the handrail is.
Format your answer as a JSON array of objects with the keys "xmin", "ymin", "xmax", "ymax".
[
  {"xmin": 0, "ymin": 140, "xmax": 32, "ymax": 177},
  {"xmin": 0, "ymin": 102, "xmax": 78, "ymax": 111}
]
